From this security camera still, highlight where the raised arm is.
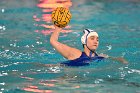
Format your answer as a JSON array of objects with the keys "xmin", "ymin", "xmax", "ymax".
[{"xmin": 50, "ymin": 25, "xmax": 81, "ymax": 60}]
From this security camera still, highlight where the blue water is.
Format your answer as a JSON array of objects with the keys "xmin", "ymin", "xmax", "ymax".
[{"xmin": 0, "ymin": 0, "xmax": 140, "ymax": 93}]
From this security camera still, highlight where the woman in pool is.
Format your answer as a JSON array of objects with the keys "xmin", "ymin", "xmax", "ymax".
[{"xmin": 50, "ymin": 25, "xmax": 128, "ymax": 66}]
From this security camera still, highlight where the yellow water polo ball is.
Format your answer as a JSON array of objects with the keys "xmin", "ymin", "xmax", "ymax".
[{"xmin": 51, "ymin": 7, "xmax": 72, "ymax": 28}]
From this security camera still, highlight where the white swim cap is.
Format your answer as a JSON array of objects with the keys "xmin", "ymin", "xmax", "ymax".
[{"xmin": 81, "ymin": 29, "xmax": 98, "ymax": 44}]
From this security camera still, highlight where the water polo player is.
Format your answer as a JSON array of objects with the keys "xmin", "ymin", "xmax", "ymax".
[{"xmin": 50, "ymin": 7, "xmax": 128, "ymax": 66}]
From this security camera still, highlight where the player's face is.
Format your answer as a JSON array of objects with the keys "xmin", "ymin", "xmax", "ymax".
[{"xmin": 86, "ymin": 36, "xmax": 99, "ymax": 51}]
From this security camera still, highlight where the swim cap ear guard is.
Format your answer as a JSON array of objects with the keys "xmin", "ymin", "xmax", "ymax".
[{"xmin": 81, "ymin": 29, "xmax": 98, "ymax": 44}]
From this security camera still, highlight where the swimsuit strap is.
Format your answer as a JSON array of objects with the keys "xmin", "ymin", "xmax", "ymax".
[
  {"xmin": 95, "ymin": 52, "xmax": 98, "ymax": 56},
  {"xmin": 80, "ymin": 52, "xmax": 88, "ymax": 58},
  {"xmin": 82, "ymin": 52, "xmax": 98, "ymax": 57}
]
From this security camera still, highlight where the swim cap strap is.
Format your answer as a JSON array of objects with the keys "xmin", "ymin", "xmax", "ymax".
[
  {"xmin": 83, "ymin": 29, "xmax": 96, "ymax": 57},
  {"xmin": 85, "ymin": 44, "xmax": 95, "ymax": 58},
  {"xmin": 84, "ymin": 30, "xmax": 94, "ymax": 57},
  {"xmin": 89, "ymin": 51, "xmax": 93, "ymax": 57}
]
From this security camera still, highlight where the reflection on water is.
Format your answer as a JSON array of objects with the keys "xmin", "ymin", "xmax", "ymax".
[
  {"xmin": 33, "ymin": 0, "xmax": 72, "ymax": 36},
  {"xmin": 22, "ymin": 85, "xmax": 53, "ymax": 93}
]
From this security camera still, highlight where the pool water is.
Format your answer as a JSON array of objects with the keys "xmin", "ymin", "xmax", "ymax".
[{"xmin": 0, "ymin": 0, "xmax": 140, "ymax": 93}]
